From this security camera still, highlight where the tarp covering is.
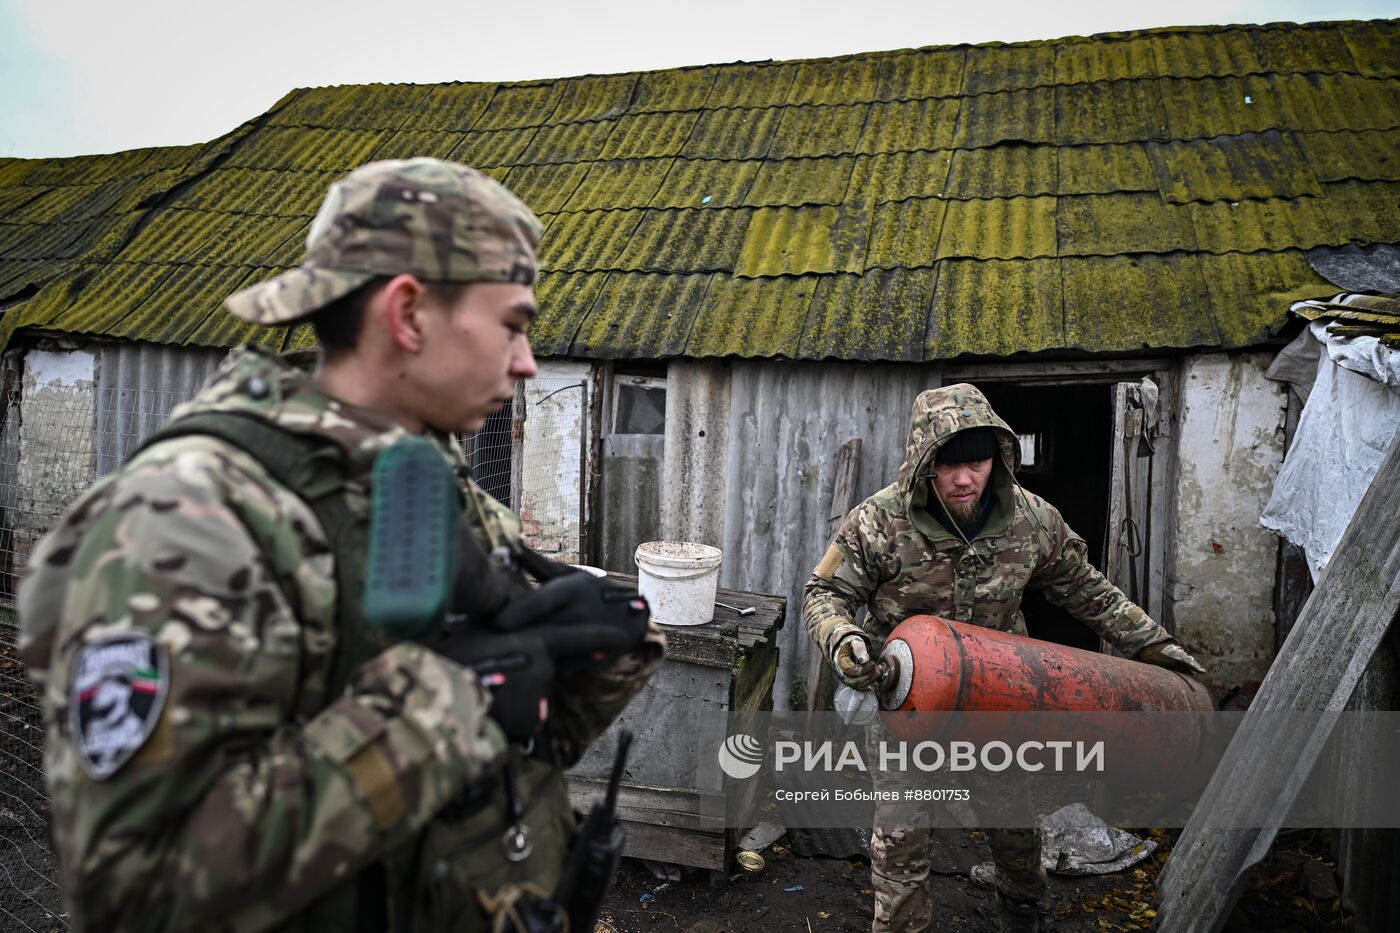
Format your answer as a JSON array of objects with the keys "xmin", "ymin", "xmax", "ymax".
[{"xmin": 1260, "ymin": 320, "xmax": 1400, "ymax": 579}]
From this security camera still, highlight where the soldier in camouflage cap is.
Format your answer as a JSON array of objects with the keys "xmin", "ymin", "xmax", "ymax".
[
  {"xmin": 225, "ymin": 157, "xmax": 543, "ymax": 325},
  {"xmin": 803, "ymin": 384, "xmax": 1203, "ymax": 933},
  {"xmin": 20, "ymin": 158, "xmax": 665, "ymax": 932}
]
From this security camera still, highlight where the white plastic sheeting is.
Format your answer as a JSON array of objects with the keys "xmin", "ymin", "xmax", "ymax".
[{"xmin": 1260, "ymin": 322, "xmax": 1400, "ymax": 580}]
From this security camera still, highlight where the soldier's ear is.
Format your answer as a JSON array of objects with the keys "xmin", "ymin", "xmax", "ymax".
[{"xmin": 378, "ymin": 274, "xmax": 429, "ymax": 354}]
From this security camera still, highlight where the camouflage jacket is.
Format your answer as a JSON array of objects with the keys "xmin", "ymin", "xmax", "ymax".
[
  {"xmin": 19, "ymin": 348, "xmax": 664, "ymax": 932},
  {"xmin": 804, "ymin": 384, "xmax": 1173, "ymax": 662}
]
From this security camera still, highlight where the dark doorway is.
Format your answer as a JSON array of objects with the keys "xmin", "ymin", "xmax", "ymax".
[{"xmin": 975, "ymin": 382, "xmax": 1113, "ymax": 651}]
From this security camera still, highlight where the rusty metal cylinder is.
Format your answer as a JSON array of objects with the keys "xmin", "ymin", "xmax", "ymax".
[
  {"xmin": 879, "ymin": 614, "xmax": 1213, "ymax": 716},
  {"xmin": 875, "ymin": 615, "xmax": 1217, "ymax": 786}
]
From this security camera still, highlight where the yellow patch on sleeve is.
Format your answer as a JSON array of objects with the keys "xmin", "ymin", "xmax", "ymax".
[
  {"xmin": 814, "ymin": 545, "xmax": 845, "ymax": 581},
  {"xmin": 346, "ymin": 743, "xmax": 408, "ymax": 831}
]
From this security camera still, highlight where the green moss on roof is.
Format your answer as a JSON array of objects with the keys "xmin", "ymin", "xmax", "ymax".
[
  {"xmin": 649, "ymin": 159, "xmax": 760, "ymax": 210},
  {"xmin": 790, "ymin": 59, "xmax": 883, "ymax": 107},
  {"xmin": 564, "ymin": 159, "xmax": 675, "ymax": 212},
  {"xmin": 1062, "ymin": 254, "xmax": 1217, "ymax": 351},
  {"xmin": 865, "ymin": 197, "xmax": 948, "ymax": 269},
  {"xmin": 849, "ymin": 151, "xmax": 953, "ymax": 202},
  {"xmin": 802, "ymin": 268, "xmax": 935, "ymax": 360},
  {"xmin": 4, "ymin": 18, "xmax": 1400, "ymax": 361},
  {"xmin": 618, "ymin": 207, "xmax": 753, "ymax": 273},
  {"xmin": 745, "ymin": 156, "xmax": 856, "ymax": 208},
  {"xmin": 569, "ymin": 272, "xmax": 713, "ymax": 357},
  {"xmin": 929, "ymin": 259, "xmax": 1064, "ymax": 357},
  {"xmin": 598, "ymin": 111, "xmax": 700, "ymax": 160},
  {"xmin": 736, "ymin": 205, "xmax": 869, "ymax": 277},
  {"xmin": 1057, "ymin": 192, "xmax": 1195, "ymax": 256},
  {"xmin": 946, "ymin": 145, "xmax": 1057, "ymax": 199},
  {"xmin": 688, "ymin": 273, "xmax": 817, "ymax": 357},
  {"xmin": 940, "ymin": 196, "xmax": 1057, "ymax": 260},
  {"xmin": 768, "ymin": 104, "xmax": 870, "ymax": 159}
]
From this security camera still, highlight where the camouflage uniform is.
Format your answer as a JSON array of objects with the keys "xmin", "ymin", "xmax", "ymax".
[
  {"xmin": 804, "ymin": 384, "xmax": 1179, "ymax": 932},
  {"xmin": 19, "ymin": 159, "xmax": 665, "ymax": 932}
]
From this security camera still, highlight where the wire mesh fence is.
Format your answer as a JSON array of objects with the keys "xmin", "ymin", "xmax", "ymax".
[{"xmin": 0, "ymin": 360, "xmax": 587, "ymax": 926}]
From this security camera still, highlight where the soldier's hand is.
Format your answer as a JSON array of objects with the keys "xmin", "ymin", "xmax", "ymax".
[
  {"xmin": 437, "ymin": 631, "xmax": 553, "ymax": 742},
  {"xmin": 493, "ymin": 573, "xmax": 651, "ymax": 668},
  {"xmin": 1136, "ymin": 639, "xmax": 1206, "ymax": 677},
  {"xmin": 833, "ymin": 634, "xmax": 880, "ymax": 690}
]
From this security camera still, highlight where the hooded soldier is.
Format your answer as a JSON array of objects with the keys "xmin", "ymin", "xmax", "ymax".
[{"xmin": 803, "ymin": 383, "xmax": 1203, "ymax": 933}]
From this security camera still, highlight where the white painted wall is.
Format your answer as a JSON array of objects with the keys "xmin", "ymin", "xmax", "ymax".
[
  {"xmin": 1169, "ymin": 352, "xmax": 1288, "ymax": 692},
  {"xmin": 518, "ymin": 360, "xmax": 591, "ymax": 564}
]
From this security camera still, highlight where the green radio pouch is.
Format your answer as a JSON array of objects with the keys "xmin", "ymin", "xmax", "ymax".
[{"xmin": 364, "ymin": 437, "xmax": 461, "ymax": 640}]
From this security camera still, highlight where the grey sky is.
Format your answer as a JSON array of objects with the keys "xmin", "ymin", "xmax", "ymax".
[{"xmin": 2, "ymin": 0, "xmax": 1397, "ymax": 159}]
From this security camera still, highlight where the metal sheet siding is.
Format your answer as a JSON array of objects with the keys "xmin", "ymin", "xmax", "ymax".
[
  {"xmin": 92, "ymin": 341, "xmax": 229, "ymax": 475},
  {"xmin": 712, "ymin": 360, "xmax": 938, "ymax": 708}
]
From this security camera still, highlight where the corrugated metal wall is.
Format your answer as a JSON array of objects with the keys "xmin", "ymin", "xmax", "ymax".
[
  {"xmin": 666, "ymin": 360, "xmax": 939, "ymax": 709},
  {"xmin": 93, "ymin": 342, "xmax": 229, "ymax": 475}
]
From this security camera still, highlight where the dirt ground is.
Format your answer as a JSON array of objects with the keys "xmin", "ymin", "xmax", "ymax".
[{"xmin": 597, "ymin": 828, "xmax": 1352, "ymax": 932}]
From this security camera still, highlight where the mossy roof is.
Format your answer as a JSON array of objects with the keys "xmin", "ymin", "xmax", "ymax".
[{"xmin": 3, "ymin": 19, "xmax": 1400, "ymax": 360}]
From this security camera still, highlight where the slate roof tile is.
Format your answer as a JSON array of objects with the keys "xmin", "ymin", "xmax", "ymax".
[
  {"xmin": 928, "ymin": 258, "xmax": 1064, "ymax": 356},
  {"xmin": 940, "ymin": 195, "xmax": 1058, "ymax": 260},
  {"xmin": 735, "ymin": 204, "xmax": 868, "ymax": 276},
  {"xmin": 865, "ymin": 196, "xmax": 948, "ymax": 269},
  {"xmin": 801, "ymin": 268, "xmax": 934, "ymax": 360},
  {"xmin": 3, "ymin": 19, "xmax": 1396, "ymax": 360}
]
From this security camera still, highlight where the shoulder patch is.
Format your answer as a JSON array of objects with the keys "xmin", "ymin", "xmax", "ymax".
[
  {"xmin": 814, "ymin": 545, "xmax": 845, "ymax": 581},
  {"xmin": 70, "ymin": 634, "xmax": 169, "ymax": 781}
]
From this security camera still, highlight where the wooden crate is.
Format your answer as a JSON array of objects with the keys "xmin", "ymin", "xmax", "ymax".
[{"xmin": 566, "ymin": 577, "xmax": 784, "ymax": 871}]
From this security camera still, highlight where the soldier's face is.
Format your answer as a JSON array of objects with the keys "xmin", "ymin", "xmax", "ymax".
[
  {"xmin": 930, "ymin": 458, "xmax": 994, "ymax": 526},
  {"xmin": 415, "ymin": 281, "xmax": 539, "ymax": 433}
]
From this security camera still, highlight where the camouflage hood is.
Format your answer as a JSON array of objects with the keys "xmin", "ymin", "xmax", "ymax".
[
  {"xmin": 165, "ymin": 346, "xmax": 453, "ymax": 476},
  {"xmin": 896, "ymin": 384, "xmax": 1019, "ymax": 516}
]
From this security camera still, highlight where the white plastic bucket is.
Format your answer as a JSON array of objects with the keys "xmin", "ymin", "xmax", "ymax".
[{"xmin": 634, "ymin": 541, "xmax": 723, "ymax": 627}]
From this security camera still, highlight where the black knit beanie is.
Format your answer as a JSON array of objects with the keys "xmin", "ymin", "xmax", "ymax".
[{"xmin": 934, "ymin": 427, "xmax": 998, "ymax": 464}]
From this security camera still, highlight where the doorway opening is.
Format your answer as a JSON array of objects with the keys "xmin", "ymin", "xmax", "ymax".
[{"xmin": 975, "ymin": 381, "xmax": 1113, "ymax": 652}]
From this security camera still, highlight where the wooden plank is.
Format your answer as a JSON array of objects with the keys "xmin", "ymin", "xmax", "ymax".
[
  {"xmin": 617, "ymin": 819, "xmax": 726, "ymax": 870},
  {"xmin": 944, "ymin": 359, "xmax": 1173, "ymax": 383},
  {"xmin": 1155, "ymin": 430, "xmax": 1400, "ymax": 933},
  {"xmin": 568, "ymin": 780, "xmax": 728, "ymax": 870},
  {"xmin": 808, "ymin": 437, "xmax": 862, "ymax": 712},
  {"xmin": 568, "ymin": 778, "xmax": 726, "ymax": 833},
  {"xmin": 604, "ymin": 571, "xmax": 785, "ymax": 669}
]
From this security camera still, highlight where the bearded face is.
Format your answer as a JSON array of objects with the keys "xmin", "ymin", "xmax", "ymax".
[{"xmin": 928, "ymin": 458, "xmax": 995, "ymax": 529}]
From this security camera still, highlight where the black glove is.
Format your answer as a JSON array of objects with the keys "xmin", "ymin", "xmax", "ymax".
[
  {"xmin": 437, "ymin": 630, "xmax": 554, "ymax": 743},
  {"xmin": 492, "ymin": 573, "xmax": 651, "ymax": 671}
]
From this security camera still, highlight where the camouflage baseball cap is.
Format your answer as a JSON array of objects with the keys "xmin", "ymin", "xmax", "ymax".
[{"xmin": 225, "ymin": 158, "xmax": 543, "ymax": 324}]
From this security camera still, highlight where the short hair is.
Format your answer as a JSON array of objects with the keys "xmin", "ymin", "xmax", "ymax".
[{"xmin": 308, "ymin": 277, "xmax": 472, "ymax": 359}]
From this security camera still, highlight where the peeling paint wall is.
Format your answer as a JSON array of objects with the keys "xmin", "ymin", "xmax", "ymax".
[
  {"xmin": 1168, "ymin": 352, "xmax": 1287, "ymax": 692},
  {"xmin": 13, "ymin": 349, "xmax": 97, "ymax": 571},
  {"xmin": 519, "ymin": 360, "xmax": 590, "ymax": 563}
]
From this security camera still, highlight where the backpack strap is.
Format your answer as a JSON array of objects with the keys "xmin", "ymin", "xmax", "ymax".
[
  {"xmin": 137, "ymin": 410, "xmax": 375, "ymax": 706},
  {"xmin": 138, "ymin": 411, "xmax": 332, "ymax": 493}
]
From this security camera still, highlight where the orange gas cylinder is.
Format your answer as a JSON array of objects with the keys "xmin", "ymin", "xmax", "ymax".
[
  {"xmin": 875, "ymin": 616, "xmax": 1218, "ymax": 788},
  {"xmin": 878, "ymin": 615, "xmax": 1213, "ymax": 717}
]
